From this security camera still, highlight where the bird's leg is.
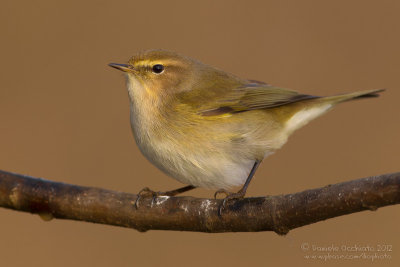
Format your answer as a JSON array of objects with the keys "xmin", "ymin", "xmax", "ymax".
[
  {"xmin": 214, "ymin": 160, "xmax": 261, "ymax": 198},
  {"xmin": 134, "ymin": 185, "xmax": 196, "ymax": 209},
  {"xmin": 214, "ymin": 160, "xmax": 261, "ymax": 215}
]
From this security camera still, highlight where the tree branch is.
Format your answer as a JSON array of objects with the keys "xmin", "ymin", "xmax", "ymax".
[{"xmin": 0, "ymin": 170, "xmax": 399, "ymax": 234}]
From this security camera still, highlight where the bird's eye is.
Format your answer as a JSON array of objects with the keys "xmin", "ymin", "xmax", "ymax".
[{"xmin": 152, "ymin": 64, "xmax": 164, "ymax": 74}]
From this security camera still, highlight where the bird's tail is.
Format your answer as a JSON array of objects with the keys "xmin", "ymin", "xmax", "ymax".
[
  {"xmin": 320, "ymin": 88, "xmax": 385, "ymax": 105},
  {"xmin": 284, "ymin": 88, "xmax": 384, "ymax": 135}
]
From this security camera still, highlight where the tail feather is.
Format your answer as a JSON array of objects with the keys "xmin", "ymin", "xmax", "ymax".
[
  {"xmin": 322, "ymin": 89, "xmax": 385, "ymax": 104},
  {"xmin": 284, "ymin": 88, "xmax": 384, "ymax": 134}
]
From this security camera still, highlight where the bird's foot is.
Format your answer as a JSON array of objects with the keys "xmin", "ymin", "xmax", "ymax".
[
  {"xmin": 214, "ymin": 188, "xmax": 246, "ymax": 216},
  {"xmin": 134, "ymin": 185, "xmax": 196, "ymax": 209},
  {"xmin": 134, "ymin": 187, "xmax": 167, "ymax": 209}
]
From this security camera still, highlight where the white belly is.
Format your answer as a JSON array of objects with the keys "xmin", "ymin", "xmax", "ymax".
[{"xmin": 137, "ymin": 136, "xmax": 256, "ymax": 190}]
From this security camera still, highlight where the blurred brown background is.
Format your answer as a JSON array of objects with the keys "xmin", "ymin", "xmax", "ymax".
[{"xmin": 0, "ymin": 0, "xmax": 399, "ymax": 266}]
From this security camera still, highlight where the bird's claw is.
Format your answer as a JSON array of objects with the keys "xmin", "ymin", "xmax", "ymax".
[
  {"xmin": 134, "ymin": 185, "xmax": 196, "ymax": 209},
  {"xmin": 214, "ymin": 189, "xmax": 232, "ymax": 199},
  {"xmin": 214, "ymin": 189, "xmax": 246, "ymax": 216},
  {"xmin": 134, "ymin": 187, "xmax": 164, "ymax": 209}
]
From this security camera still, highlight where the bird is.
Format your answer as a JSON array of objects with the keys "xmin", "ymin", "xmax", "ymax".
[{"xmin": 109, "ymin": 49, "xmax": 383, "ymax": 202}]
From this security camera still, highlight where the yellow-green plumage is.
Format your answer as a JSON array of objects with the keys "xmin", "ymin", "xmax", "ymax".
[{"xmin": 109, "ymin": 50, "xmax": 383, "ymax": 190}]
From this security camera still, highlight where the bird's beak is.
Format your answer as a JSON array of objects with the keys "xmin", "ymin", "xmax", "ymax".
[{"xmin": 108, "ymin": 63, "xmax": 133, "ymax": 72}]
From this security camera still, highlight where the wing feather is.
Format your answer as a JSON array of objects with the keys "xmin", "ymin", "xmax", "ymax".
[{"xmin": 176, "ymin": 80, "xmax": 318, "ymax": 116}]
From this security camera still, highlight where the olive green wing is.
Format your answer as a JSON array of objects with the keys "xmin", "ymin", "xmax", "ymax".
[{"xmin": 176, "ymin": 81, "xmax": 318, "ymax": 116}]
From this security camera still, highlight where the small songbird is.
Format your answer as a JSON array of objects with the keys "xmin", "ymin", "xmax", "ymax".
[{"xmin": 109, "ymin": 50, "xmax": 383, "ymax": 200}]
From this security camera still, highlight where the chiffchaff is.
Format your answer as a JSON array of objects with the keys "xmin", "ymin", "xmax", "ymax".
[{"xmin": 109, "ymin": 50, "xmax": 383, "ymax": 199}]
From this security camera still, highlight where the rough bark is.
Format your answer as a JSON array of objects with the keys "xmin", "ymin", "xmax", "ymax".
[{"xmin": 0, "ymin": 170, "xmax": 399, "ymax": 234}]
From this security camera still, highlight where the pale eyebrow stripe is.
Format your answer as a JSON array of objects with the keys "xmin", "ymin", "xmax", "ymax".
[{"xmin": 131, "ymin": 59, "xmax": 185, "ymax": 67}]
